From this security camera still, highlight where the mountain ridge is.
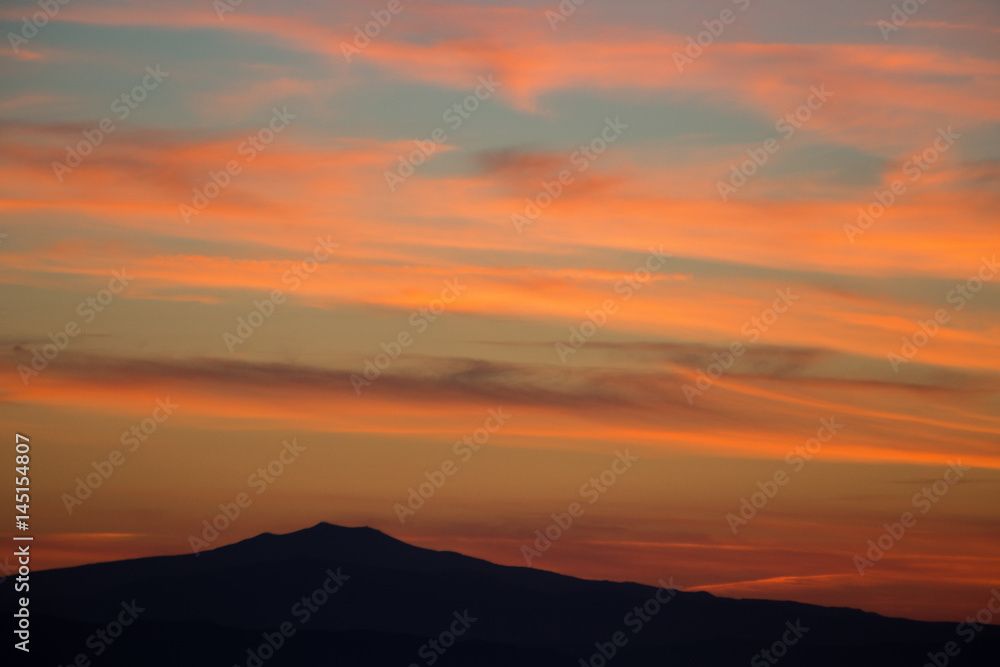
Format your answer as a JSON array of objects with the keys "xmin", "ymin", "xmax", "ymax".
[{"xmin": 18, "ymin": 522, "xmax": 1000, "ymax": 666}]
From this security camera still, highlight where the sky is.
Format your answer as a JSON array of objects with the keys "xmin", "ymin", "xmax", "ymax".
[{"xmin": 0, "ymin": 0, "xmax": 998, "ymax": 624}]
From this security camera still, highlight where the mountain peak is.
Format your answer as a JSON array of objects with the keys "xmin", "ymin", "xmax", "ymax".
[
  {"xmin": 303, "ymin": 521, "xmax": 383, "ymax": 535},
  {"xmin": 30, "ymin": 522, "xmax": 1000, "ymax": 666},
  {"xmin": 219, "ymin": 521, "xmax": 408, "ymax": 561}
]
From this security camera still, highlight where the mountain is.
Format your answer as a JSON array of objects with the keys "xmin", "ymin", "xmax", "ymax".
[{"xmin": 15, "ymin": 522, "xmax": 1000, "ymax": 666}]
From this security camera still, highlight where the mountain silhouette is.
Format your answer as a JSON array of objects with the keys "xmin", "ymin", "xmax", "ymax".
[{"xmin": 17, "ymin": 522, "xmax": 1000, "ymax": 666}]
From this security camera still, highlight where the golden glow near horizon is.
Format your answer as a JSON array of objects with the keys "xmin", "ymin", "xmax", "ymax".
[{"xmin": 1, "ymin": 0, "xmax": 998, "ymax": 624}]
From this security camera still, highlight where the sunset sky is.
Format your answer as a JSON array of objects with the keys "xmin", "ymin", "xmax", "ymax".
[{"xmin": 1, "ymin": 0, "xmax": 998, "ymax": 623}]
